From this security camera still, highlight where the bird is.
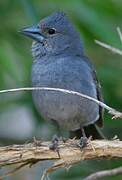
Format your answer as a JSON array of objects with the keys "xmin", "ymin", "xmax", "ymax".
[{"xmin": 21, "ymin": 11, "xmax": 104, "ymax": 140}]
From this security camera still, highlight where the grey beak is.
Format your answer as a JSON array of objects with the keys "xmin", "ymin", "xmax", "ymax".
[{"xmin": 20, "ymin": 25, "xmax": 45, "ymax": 43}]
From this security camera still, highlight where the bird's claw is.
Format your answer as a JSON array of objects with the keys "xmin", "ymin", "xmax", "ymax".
[
  {"xmin": 49, "ymin": 135, "xmax": 60, "ymax": 158},
  {"xmin": 77, "ymin": 136, "xmax": 88, "ymax": 149}
]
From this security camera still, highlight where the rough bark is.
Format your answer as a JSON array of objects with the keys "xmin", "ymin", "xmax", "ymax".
[{"xmin": 0, "ymin": 139, "xmax": 122, "ymax": 171}]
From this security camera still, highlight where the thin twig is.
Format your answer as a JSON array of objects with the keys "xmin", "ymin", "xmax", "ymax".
[
  {"xmin": 0, "ymin": 87, "xmax": 122, "ymax": 119},
  {"xmin": 95, "ymin": 27, "xmax": 122, "ymax": 55},
  {"xmin": 84, "ymin": 166, "xmax": 122, "ymax": 180},
  {"xmin": 117, "ymin": 27, "xmax": 122, "ymax": 44},
  {"xmin": 95, "ymin": 40, "xmax": 122, "ymax": 55}
]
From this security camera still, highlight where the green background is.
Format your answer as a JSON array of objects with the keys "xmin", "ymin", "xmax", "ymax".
[{"xmin": 0, "ymin": 0, "xmax": 122, "ymax": 179}]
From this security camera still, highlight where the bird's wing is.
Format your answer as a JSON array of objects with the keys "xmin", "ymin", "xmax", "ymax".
[
  {"xmin": 92, "ymin": 69, "xmax": 104, "ymax": 127},
  {"xmin": 82, "ymin": 56, "xmax": 104, "ymax": 127}
]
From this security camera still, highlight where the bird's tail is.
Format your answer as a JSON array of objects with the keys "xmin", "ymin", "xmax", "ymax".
[{"xmin": 69, "ymin": 124, "xmax": 105, "ymax": 139}]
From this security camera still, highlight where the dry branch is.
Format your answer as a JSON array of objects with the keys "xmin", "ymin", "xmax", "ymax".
[
  {"xmin": 95, "ymin": 27, "xmax": 122, "ymax": 55},
  {"xmin": 117, "ymin": 27, "xmax": 122, "ymax": 44},
  {"xmin": 95, "ymin": 40, "xmax": 122, "ymax": 55},
  {"xmin": 84, "ymin": 166, "xmax": 122, "ymax": 180},
  {"xmin": 0, "ymin": 139, "xmax": 122, "ymax": 178}
]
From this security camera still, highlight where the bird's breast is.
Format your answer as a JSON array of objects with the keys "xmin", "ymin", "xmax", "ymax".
[{"xmin": 31, "ymin": 56, "xmax": 99, "ymax": 130}]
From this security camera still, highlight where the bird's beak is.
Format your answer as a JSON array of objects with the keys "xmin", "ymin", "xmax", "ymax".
[{"xmin": 20, "ymin": 25, "xmax": 45, "ymax": 43}]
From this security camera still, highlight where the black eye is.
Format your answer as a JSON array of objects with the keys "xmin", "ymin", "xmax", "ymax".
[{"xmin": 48, "ymin": 28, "xmax": 56, "ymax": 35}]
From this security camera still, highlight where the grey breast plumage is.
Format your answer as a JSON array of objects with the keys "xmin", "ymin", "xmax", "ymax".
[{"xmin": 31, "ymin": 54, "xmax": 100, "ymax": 131}]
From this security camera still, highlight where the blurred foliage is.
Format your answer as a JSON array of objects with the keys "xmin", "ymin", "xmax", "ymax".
[{"xmin": 0, "ymin": 0, "xmax": 122, "ymax": 179}]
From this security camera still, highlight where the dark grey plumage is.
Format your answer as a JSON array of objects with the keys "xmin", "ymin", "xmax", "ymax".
[{"xmin": 21, "ymin": 12, "xmax": 103, "ymax": 139}]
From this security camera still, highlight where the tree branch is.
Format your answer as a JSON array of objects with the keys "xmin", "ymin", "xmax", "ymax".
[
  {"xmin": 95, "ymin": 27, "xmax": 122, "ymax": 55},
  {"xmin": 0, "ymin": 87, "xmax": 122, "ymax": 119},
  {"xmin": 0, "ymin": 139, "xmax": 122, "ymax": 179},
  {"xmin": 117, "ymin": 27, "xmax": 122, "ymax": 44},
  {"xmin": 95, "ymin": 40, "xmax": 122, "ymax": 55},
  {"xmin": 84, "ymin": 166, "xmax": 122, "ymax": 180}
]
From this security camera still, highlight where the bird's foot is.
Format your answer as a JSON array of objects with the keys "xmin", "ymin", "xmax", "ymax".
[
  {"xmin": 77, "ymin": 135, "xmax": 93, "ymax": 149},
  {"xmin": 79, "ymin": 136, "xmax": 88, "ymax": 148},
  {"xmin": 77, "ymin": 127, "xmax": 88, "ymax": 148},
  {"xmin": 49, "ymin": 135, "xmax": 60, "ymax": 158}
]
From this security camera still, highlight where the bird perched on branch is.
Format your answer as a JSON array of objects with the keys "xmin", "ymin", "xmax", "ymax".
[{"xmin": 21, "ymin": 12, "xmax": 104, "ymax": 140}]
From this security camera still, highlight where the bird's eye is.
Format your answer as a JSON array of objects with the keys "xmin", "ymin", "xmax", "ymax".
[{"xmin": 48, "ymin": 28, "xmax": 56, "ymax": 35}]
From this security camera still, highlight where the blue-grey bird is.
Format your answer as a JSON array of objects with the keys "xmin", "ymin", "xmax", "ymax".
[{"xmin": 21, "ymin": 12, "xmax": 104, "ymax": 139}]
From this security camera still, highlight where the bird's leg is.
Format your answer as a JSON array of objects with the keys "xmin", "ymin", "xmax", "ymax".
[
  {"xmin": 51, "ymin": 119, "xmax": 67, "ymax": 142},
  {"xmin": 79, "ymin": 127, "xmax": 88, "ymax": 148}
]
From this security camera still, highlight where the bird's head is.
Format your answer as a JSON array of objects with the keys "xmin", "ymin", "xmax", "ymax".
[{"xmin": 21, "ymin": 12, "xmax": 84, "ymax": 58}]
